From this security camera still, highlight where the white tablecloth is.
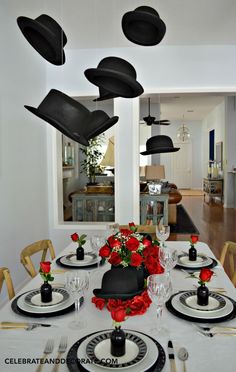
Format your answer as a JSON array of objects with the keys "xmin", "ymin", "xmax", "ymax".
[{"xmin": 0, "ymin": 241, "xmax": 235, "ymax": 372}]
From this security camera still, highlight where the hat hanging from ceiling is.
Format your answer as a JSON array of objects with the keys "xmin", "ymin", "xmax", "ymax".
[
  {"xmin": 17, "ymin": 14, "xmax": 67, "ymax": 65},
  {"xmin": 122, "ymin": 6, "xmax": 166, "ymax": 46},
  {"xmin": 140, "ymin": 135, "xmax": 180, "ymax": 155},
  {"xmin": 24, "ymin": 89, "xmax": 118, "ymax": 146},
  {"xmin": 93, "ymin": 268, "xmax": 144, "ymax": 300},
  {"xmin": 93, "ymin": 87, "xmax": 119, "ymax": 102},
  {"xmin": 84, "ymin": 56, "xmax": 144, "ymax": 98}
]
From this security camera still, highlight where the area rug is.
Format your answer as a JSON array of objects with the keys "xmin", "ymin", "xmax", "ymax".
[
  {"xmin": 179, "ymin": 189, "xmax": 204, "ymax": 196},
  {"xmin": 170, "ymin": 204, "xmax": 200, "ymax": 235}
]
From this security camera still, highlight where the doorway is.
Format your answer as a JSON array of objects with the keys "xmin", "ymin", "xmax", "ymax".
[{"xmin": 171, "ymin": 142, "xmax": 192, "ymax": 188}]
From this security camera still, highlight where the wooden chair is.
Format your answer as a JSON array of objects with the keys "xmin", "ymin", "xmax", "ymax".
[
  {"xmin": 220, "ymin": 241, "xmax": 236, "ymax": 286},
  {"xmin": 0, "ymin": 267, "xmax": 15, "ymax": 300},
  {"xmin": 20, "ymin": 240, "xmax": 55, "ymax": 278}
]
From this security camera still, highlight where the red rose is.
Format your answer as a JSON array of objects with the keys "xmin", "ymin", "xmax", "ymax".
[
  {"xmin": 119, "ymin": 229, "xmax": 132, "ymax": 237},
  {"xmin": 99, "ymin": 244, "xmax": 111, "ymax": 258},
  {"xmin": 91, "ymin": 297, "xmax": 106, "ymax": 310},
  {"xmin": 107, "ymin": 299, "xmax": 122, "ymax": 311},
  {"xmin": 128, "ymin": 295, "xmax": 149, "ymax": 316},
  {"xmin": 130, "ymin": 252, "xmax": 143, "ymax": 267},
  {"xmin": 108, "ymin": 251, "xmax": 122, "ymax": 266},
  {"xmin": 142, "ymin": 290, "xmax": 152, "ymax": 306},
  {"xmin": 142, "ymin": 238, "xmax": 152, "ymax": 247},
  {"xmin": 199, "ymin": 268, "xmax": 214, "ymax": 283},
  {"xmin": 71, "ymin": 232, "xmax": 79, "ymax": 242},
  {"xmin": 108, "ymin": 236, "xmax": 122, "ymax": 249},
  {"xmin": 126, "ymin": 237, "xmax": 140, "ymax": 252},
  {"xmin": 129, "ymin": 222, "xmax": 135, "ymax": 228},
  {"xmin": 111, "ymin": 307, "xmax": 126, "ymax": 322},
  {"xmin": 40, "ymin": 261, "xmax": 51, "ymax": 273},
  {"xmin": 191, "ymin": 235, "xmax": 199, "ymax": 244}
]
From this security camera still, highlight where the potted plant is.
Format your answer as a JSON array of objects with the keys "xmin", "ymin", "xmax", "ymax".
[{"xmin": 80, "ymin": 135, "xmax": 105, "ymax": 185}]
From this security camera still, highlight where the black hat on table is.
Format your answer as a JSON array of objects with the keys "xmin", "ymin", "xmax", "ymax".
[
  {"xmin": 17, "ymin": 14, "xmax": 67, "ymax": 65},
  {"xmin": 85, "ymin": 56, "xmax": 144, "ymax": 99},
  {"xmin": 93, "ymin": 268, "xmax": 143, "ymax": 300},
  {"xmin": 140, "ymin": 135, "xmax": 180, "ymax": 155},
  {"xmin": 122, "ymin": 6, "xmax": 166, "ymax": 46}
]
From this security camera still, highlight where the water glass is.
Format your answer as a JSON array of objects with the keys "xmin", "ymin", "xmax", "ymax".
[
  {"xmin": 156, "ymin": 224, "xmax": 170, "ymax": 247},
  {"xmin": 90, "ymin": 235, "xmax": 107, "ymax": 269},
  {"xmin": 159, "ymin": 245, "xmax": 178, "ymax": 273}
]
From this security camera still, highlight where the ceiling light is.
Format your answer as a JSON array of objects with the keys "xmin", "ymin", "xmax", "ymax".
[{"xmin": 177, "ymin": 116, "xmax": 191, "ymax": 142}]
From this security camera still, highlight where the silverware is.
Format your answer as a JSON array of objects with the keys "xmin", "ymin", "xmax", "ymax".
[
  {"xmin": 0, "ymin": 322, "xmax": 56, "ymax": 330},
  {"xmin": 52, "ymin": 336, "xmax": 68, "ymax": 372},
  {"xmin": 198, "ymin": 330, "xmax": 236, "ymax": 337},
  {"xmin": 36, "ymin": 339, "xmax": 54, "ymax": 372},
  {"xmin": 168, "ymin": 340, "xmax": 177, "ymax": 372},
  {"xmin": 193, "ymin": 324, "xmax": 236, "ymax": 333},
  {"xmin": 178, "ymin": 347, "xmax": 188, "ymax": 372}
]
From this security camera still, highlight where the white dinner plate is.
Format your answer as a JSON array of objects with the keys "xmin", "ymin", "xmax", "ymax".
[
  {"xmin": 179, "ymin": 291, "xmax": 226, "ymax": 312},
  {"xmin": 24, "ymin": 288, "xmax": 69, "ymax": 308},
  {"xmin": 171, "ymin": 291, "xmax": 234, "ymax": 319},
  {"xmin": 60, "ymin": 253, "xmax": 99, "ymax": 267},
  {"xmin": 77, "ymin": 330, "xmax": 158, "ymax": 372},
  {"xmin": 17, "ymin": 288, "xmax": 74, "ymax": 314},
  {"xmin": 177, "ymin": 254, "xmax": 212, "ymax": 268}
]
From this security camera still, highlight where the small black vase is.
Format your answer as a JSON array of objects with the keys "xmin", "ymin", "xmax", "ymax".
[
  {"xmin": 197, "ymin": 284, "xmax": 209, "ymax": 306},
  {"xmin": 76, "ymin": 246, "xmax": 84, "ymax": 260},
  {"xmin": 189, "ymin": 245, "xmax": 197, "ymax": 261},
  {"xmin": 110, "ymin": 327, "xmax": 126, "ymax": 357},
  {"xmin": 40, "ymin": 282, "xmax": 52, "ymax": 303}
]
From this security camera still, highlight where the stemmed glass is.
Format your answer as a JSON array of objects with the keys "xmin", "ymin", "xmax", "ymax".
[
  {"xmin": 65, "ymin": 270, "xmax": 89, "ymax": 329},
  {"xmin": 156, "ymin": 224, "xmax": 170, "ymax": 248},
  {"xmin": 90, "ymin": 236, "xmax": 107, "ymax": 270},
  {"xmin": 147, "ymin": 273, "xmax": 172, "ymax": 336},
  {"xmin": 159, "ymin": 245, "xmax": 178, "ymax": 274}
]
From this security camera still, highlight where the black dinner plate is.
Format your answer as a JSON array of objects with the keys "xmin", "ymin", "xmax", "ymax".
[
  {"xmin": 175, "ymin": 257, "xmax": 218, "ymax": 272},
  {"xmin": 11, "ymin": 291, "xmax": 83, "ymax": 318},
  {"xmin": 56, "ymin": 256, "xmax": 105, "ymax": 269},
  {"xmin": 66, "ymin": 329, "xmax": 166, "ymax": 372},
  {"xmin": 165, "ymin": 291, "xmax": 236, "ymax": 323}
]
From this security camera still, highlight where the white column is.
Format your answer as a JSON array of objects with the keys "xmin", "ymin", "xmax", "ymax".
[{"xmin": 114, "ymin": 98, "xmax": 140, "ymax": 224}]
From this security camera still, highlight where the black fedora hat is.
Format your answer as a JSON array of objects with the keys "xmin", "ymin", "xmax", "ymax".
[
  {"xmin": 86, "ymin": 110, "xmax": 119, "ymax": 140},
  {"xmin": 140, "ymin": 135, "xmax": 180, "ymax": 155},
  {"xmin": 122, "ymin": 6, "xmax": 166, "ymax": 46},
  {"xmin": 25, "ymin": 89, "xmax": 91, "ymax": 146},
  {"xmin": 93, "ymin": 87, "xmax": 119, "ymax": 102},
  {"xmin": 85, "ymin": 56, "xmax": 144, "ymax": 98},
  {"xmin": 93, "ymin": 268, "xmax": 144, "ymax": 299},
  {"xmin": 17, "ymin": 14, "xmax": 67, "ymax": 65}
]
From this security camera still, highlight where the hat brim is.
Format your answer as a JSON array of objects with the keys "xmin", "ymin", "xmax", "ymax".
[
  {"xmin": 93, "ymin": 287, "xmax": 144, "ymax": 300},
  {"xmin": 25, "ymin": 105, "xmax": 89, "ymax": 146},
  {"xmin": 17, "ymin": 16, "xmax": 65, "ymax": 65},
  {"xmin": 86, "ymin": 115, "xmax": 119, "ymax": 140},
  {"xmin": 85, "ymin": 68, "xmax": 144, "ymax": 98},
  {"xmin": 122, "ymin": 11, "xmax": 166, "ymax": 46},
  {"xmin": 93, "ymin": 92, "xmax": 119, "ymax": 102},
  {"xmin": 140, "ymin": 147, "xmax": 180, "ymax": 155}
]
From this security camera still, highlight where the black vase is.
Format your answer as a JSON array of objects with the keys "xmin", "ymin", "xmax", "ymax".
[
  {"xmin": 40, "ymin": 282, "xmax": 52, "ymax": 303},
  {"xmin": 111, "ymin": 264, "xmax": 145, "ymax": 289},
  {"xmin": 110, "ymin": 327, "xmax": 126, "ymax": 357},
  {"xmin": 197, "ymin": 284, "xmax": 209, "ymax": 306},
  {"xmin": 189, "ymin": 245, "xmax": 197, "ymax": 261},
  {"xmin": 76, "ymin": 246, "xmax": 84, "ymax": 260}
]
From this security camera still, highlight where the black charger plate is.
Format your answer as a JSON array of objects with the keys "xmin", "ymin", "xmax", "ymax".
[
  {"xmin": 175, "ymin": 257, "xmax": 218, "ymax": 272},
  {"xmin": 56, "ymin": 256, "xmax": 105, "ymax": 269},
  {"xmin": 67, "ymin": 329, "xmax": 166, "ymax": 372},
  {"xmin": 166, "ymin": 291, "xmax": 236, "ymax": 323}
]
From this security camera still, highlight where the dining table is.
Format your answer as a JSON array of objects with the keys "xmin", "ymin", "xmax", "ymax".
[{"xmin": 0, "ymin": 240, "xmax": 235, "ymax": 372}]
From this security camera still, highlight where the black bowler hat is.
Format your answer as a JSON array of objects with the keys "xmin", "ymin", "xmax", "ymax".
[
  {"xmin": 93, "ymin": 87, "xmax": 119, "ymax": 102},
  {"xmin": 86, "ymin": 110, "xmax": 118, "ymax": 140},
  {"xmin": 93, "ymin": 268, "xmax": 143, "ymax": 299},
  {"xmin": 140, "ymin": 135, "xmax": 180, "ymax": 155},
  {"xmin": 17, "ymin": 14, "xmax": 67, "ymax": 65},
  {"xmin": 85, "ymin": 56, "xmax": 144, "ymax": 98},
  {"xmin": 122, "ymin": 6, "xmax": 166, "ymax": 46}
]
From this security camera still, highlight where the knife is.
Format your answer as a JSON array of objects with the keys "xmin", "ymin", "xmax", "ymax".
[
  {"xmin": 0, "ymin": 322, "xmax": 55, "ymax": 328},
  {"xmin": 168, "ymin": 340, "xmax": 178, "ymax": 372}
]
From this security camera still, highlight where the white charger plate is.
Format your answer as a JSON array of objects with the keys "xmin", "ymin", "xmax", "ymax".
[
  {"xmin": 77, "ymin": 330, "xmax": 158, "ymax": 372},
  {"xmin": 179, "ymin": 291, "xmax": 226, "ymax": 312},
  {"xmin": 60, "ymin": 253, "xmax": 99, "ymax": 267},
  {"xmin": 24, "ymin": 288, "xmax": 69, "ymax": 308},
  {"xmin": 17, "ymin": 288, "xmax": 74, "ymax": 314},
  {"xmin": 171, "ymin": 291, "xmax": 234, "ymax": 319},
  {"xmin": 178, "ymin": 254, "xmax": 212, "ymax": 268}
]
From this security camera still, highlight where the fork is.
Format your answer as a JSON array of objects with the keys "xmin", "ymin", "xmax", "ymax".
[
  {"xmin": 52, "ymin": 336, "xmax": 68, "ymax": 372},
  {"xmin": 36, "ymin": 339, "xmax": 54, "ymax": 372},
  {"xmin": 198, "ymin": 329, "xmax": 236, "ymax": 337},
  {"xmin": 193, "ymin": 323, "xmax": 236, "ymax": 332}
]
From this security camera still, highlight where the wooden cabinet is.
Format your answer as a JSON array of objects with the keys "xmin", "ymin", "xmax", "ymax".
[
  {"xmin": 72, "ymin": 193, "xmax": 115, "ymax": 222},
  {"xmin": 203, "ymin": 178, "xmax": 223, "ymax": 202},
  {"xmin": 140, "ymin": 194, "xmax": 169, "ymax": 225}
]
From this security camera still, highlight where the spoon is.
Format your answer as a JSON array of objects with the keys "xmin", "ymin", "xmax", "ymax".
[{"xmin": 178, "ymin": 347, "xmax": 188, "ymax": 372}]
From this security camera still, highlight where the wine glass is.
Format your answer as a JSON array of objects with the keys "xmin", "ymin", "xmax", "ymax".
[
  {"xmin": 156, "ymin": 224, "xmax": 170, "ymax": 248},
  {"xmin": 65, "ymin": 270, "xmax": 89, "ymax": 329},
  {"xmin": 159, "ymin": 245, "xmax": 178, "ymax": 274},
  {"xmin": 90, "ymin": 235, "xmax": 107, "ymax": 269},
  {"xmin": 147, "ymin": 273, "xmax": 172, "ymax": 336}
]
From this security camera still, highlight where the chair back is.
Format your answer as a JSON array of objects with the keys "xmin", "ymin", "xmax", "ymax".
[
  {"xmin": 20, "ymin": 240, "xmax": 55, "ymax": 278},
  {"xmin": 220, "ymin": 241, "xmax": 236, "ymax": 286},
  {"xmin": 0, "ymin": 267, "xmax": 15, "ymax": 300}
]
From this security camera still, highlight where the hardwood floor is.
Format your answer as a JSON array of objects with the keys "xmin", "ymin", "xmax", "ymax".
[{"xmin": 170, "ymin": 195, "xmax": 236, "ymax": 279}]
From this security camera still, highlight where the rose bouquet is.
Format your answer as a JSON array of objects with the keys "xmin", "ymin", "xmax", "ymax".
[{"xmin": 99, "ymin": 222, "xmax": 164, "ymax": 274}]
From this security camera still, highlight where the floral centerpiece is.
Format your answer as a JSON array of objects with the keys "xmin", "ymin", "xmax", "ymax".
[
  {"xmin": 188, "ymin": 234, "xmax": 199, "ymax": 261},
  {"xmin": 71, "ymin": 232, "xmax": 87, "ymax": 260},
  {"xmin": 197, "ymin": 267, "xmax": 214, "ymax": 306},
  {"xmin": 39, "ymin": 261, "xmax": 54, "ymax": 303}
]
